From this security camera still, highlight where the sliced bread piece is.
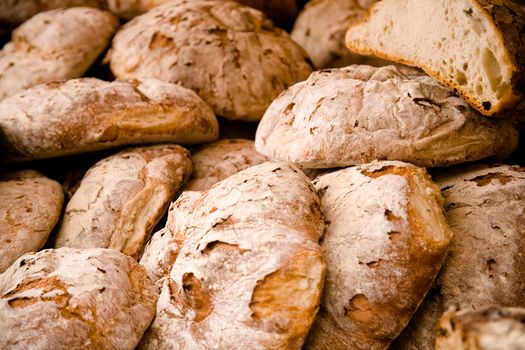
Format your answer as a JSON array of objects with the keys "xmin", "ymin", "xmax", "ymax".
[{"xmin": 345, "ymin": 0, "xmax": 525, "ymax": 116}]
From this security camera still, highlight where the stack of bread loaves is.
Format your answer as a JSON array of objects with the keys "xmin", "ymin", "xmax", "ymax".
[{"xmin": 0, "ymin": 0, "xmax": 524, "ymax": 349}]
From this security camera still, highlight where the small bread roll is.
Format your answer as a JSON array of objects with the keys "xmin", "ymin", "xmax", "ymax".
[
  {"xmin": 0, "ymin": 8, "xmax": 119, "ymax": 100},
  {"xmin": 306, "ymin": 161, "xmax": 452, "ymax": 350},
  {"xmin": 109, "ymin": 0, "xmax": 312, "ymax": 121},
  {"xmin": 0, "ymin": 78, "xmax": 218, "ymax": 162},
  {"xmin": 55, "ymin": 144, "xmax": 192, "ymax": 259},
  {"xmin": 436, "ymin": 307, "xmax": 525, "ymax": 350},
  {"xmin": 0, "ymin": 248, "xmax": 158, "ymax": 350},
  {"xmin": 255, "ymin": 65, "xmax": 518, "ymax": 168},
  {"xmin": 139, "ymin": 162, "xmax": 325, "ymax": 349},
  {"xmin": 0, "ymin": 170, "xmax": 63, "ymax": 273},
  {"xmin": 183, "ymin": 139, "xmax": 267, "ymax": 191}
]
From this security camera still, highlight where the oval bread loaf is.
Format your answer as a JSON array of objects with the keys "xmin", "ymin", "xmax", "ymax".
[
  {"xmin": 109, "ymin": 0, "xmax": 312, "ymax": 121},
  {"xmin": 0, "ymin": 247, "xmax": 158, "ymax": 350},
  {"xmin": 0, "ymin": 7, "xmax": 119, "ymax": 100},
  {"xmin": 392, "ymin": 164, "xmax": 525, "ymax": 350},
  {"xmin": 0, "ymin": 78, "xmax": 218, "ymax": 162},
  {"xmin": 139, "ymin": 162, "xmax": 326, "ymax": 349},
  {"xmin": 0, "ymin": 170, "xmax": 63, "ymax": 273},
  {"xmin": 55, "ymin": 144, "xmax": 192, "ymax": 259},
  {"xmin": 255, "ymin": 65, "xmax": 518, "ymax": 168},
  {"xmin": 306, "ymin": 161, "xmax": 453, "ymax": 350}
]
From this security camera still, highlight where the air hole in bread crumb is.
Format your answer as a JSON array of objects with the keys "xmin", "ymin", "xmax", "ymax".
[{"xmin": 487, "ymin": 259, "xmax": 497, "ymax": 271}]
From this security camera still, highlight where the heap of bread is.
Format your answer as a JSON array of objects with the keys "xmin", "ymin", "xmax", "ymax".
[{"xmin": 0, "ymin": 0, "xmax": 524, "ymax": 349}]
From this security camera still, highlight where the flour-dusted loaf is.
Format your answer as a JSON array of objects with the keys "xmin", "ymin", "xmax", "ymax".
[
  {"xmin": 0, "ymin": 8, "xmax": 119, "ymax": 100},
  {"xmin": 345, "ymin": 0, "xmax": 525, "ymax": 116},
  {"xmin": 0, "ymin": 78, "xmax": 218, "ymax": 162},
  {"xmin": 183, "ymin": 139, "xmax": 267, "ymax": 191},
  {"xmin": 306, "ymin": 161, "xmax": 452, "ymax": 350},
  {"xmin": 55, "ymin": 144, "xmax": 192, "ymax": 259},
  {"xmin": 291, "ymin": 0, "xmax": 376, "ymax": 69},
  {"xmin": 392, "ymin": 164, "xmax": 525, "ymax": 350},
  {"xmin": 435, "ymin": 307, "xmax": 525, "ymax": 350},
  {"xmin": 109, "ymin": 0, "xmax": 312, "ymax": 121},
  {"xmin": 0, "ymin": 247, "xmax": 157, "ymax": 350},
  {"xmin": 139, "ymin": 162, "xmax": 326, "ymax": 349},
  {"xmin": 255, "ymin": 65, "xmax": 518, "ymax": 169},
  {"xmin": 140, "ymin": 190, "xmax": 204, "ymax": 285},
  {"xmin": 0, "ymin": 170, "xmax": 63, "ymax": 273}
]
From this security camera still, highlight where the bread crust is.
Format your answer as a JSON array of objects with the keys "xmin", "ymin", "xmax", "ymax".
[
  {"xmin": 109, "ymin": 0, "xmax": 312, "ymax": 121},
  {"xmin": 0, "ymin": 170, "xmax": 63, "ymax": 273},
  {"xmin": 139, "ymin": 162, "xmax": 325, "ymax": 349},
  {"xmin": 306, "ymin": 161, "xmax": 452, "ymax": 350},
  {"xmin": 0, "ymin": 8, "xmax": 119, "ymax": 100},
  {"xmin": 255, "ymin": 65, "xmax": 518, "ymax": 168},
  {"xmin": 0, "ymin": 78, "xmax": 218, "ymax": 162},
  {"xmin": 55, "ymin": 144, "xmax": 192, "ymax": 259},
  {"xmin": 0, "ymin": 247, "xmax": 158, "ymax": 350}
]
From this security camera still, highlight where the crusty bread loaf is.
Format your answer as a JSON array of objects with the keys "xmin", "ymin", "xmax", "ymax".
[
  {"xmin": 109, "ymin": 0, "xmax": 312, "ymax": 121},
  {"xmin": 55, "ymin": 144, "xmax": 192, "ymax": 259},
  {"xmin": 0, "ymin": 247, "xmax": 157, "ymax": 350},
  {"xmin": 0, "ymin": 0, "xmax": 106, "ymax": 26},
  {"xmin": 140, "ymin": 190, "xmax": 204, "ymax": 285},
  {"xmin": 0, "ymin": 78, "xmax": 218, "ymax": 162},
  {"xmin": 436, "ymin": 306, "xmax": 525, "ymax": 350},
  {"xmin": 139, "ymin": 162, "xmax": 325, "ymax": 349},
  {"xmin": 392, "ymin": 164, "xmax": 525, "ymax": 350},
  {"xmin": 255, "ymin": 65, "xmax": 518, "ymax": 169},
  {"xmin": 0, "ymin": 8, "xmax": 119, "ymax": 100},
  {"xmin": 345, "ymin": 0, "xmax": 525, "ymax": 116},
  {"xmin": 182, "ymin": 139, "xmax": 267, "ymax": 191},
  {"xmin": 291, "ymin": 0, "xmax": 375, "ymax": 69},
  {"xmin": 306, "ymin": 161, "xmax": 452, "ymax": 350},
  {"xmin": 0, "ymin": 170, "xmax": 63, "ymax": 273}
]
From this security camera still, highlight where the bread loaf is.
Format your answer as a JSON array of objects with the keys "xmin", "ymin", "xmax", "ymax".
[
  {"xmin": 0, "ymin": 7, "xmax": 119, "ymax": 100},
  {"xmin": 306, "ymin": 161, "xmax": 452, "ymax": 350},
  {"xmin": 183, "ymin": 139, "xmax": 267, "ymax": 191},
  {"xmin": 392, "ymin": 164, "xmax": 525, "ymax": 350},
  {"xmin": 0, "ymin": 78, "xmax": 218, "ymax": 162},
  {"xmin": 436, "ymin": 306, "xmax": 525, "ymax": 350},
  {"xmin": 0, "ymin": 170, "xmax": 63, "ymax": 273},
  {"xmin": 109, "ymin": 0, "xmax": 312, "ymax": 121},
  {"xmin": 55, "ymin": 144, "xmax": 192, "ymax": 259},
  {"xmin": 0, "ymin": 247, "xmax": 158, "ymax": 350},
  {"xmin": 345, "ymin": 0, "xmax": 525, "ymax": 116},
  {"xmin": 139, "ymin": 162, "xmax": 325, "ymax": 349},
  {"xmin": 255, "ymin": 65, "xmax": 518, "ymax": 168}
]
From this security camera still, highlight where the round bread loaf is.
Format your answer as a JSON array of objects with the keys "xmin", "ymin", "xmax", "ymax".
[
  {"xmin": 139, "ymin": 162, "xmax": 325, "ymax": 349},
  {"xmin": 0, "ymin": 170, "xmax": 63, "ymax": 273},
  {"xmin": 392, "ymin": 164, "xmax": 525, "ymax": 350},
  {"xmin": 182, "ymin": 139, "xmax": 267, "ymax": 191},
  {"xmin": 255, "ymin": 65, "xmax": 518, "ymax": 168},
  {"xmin": 306, "ymin": 161, "xmax": 452, "ymax": 350},
  {"xmin": 109, "ymin": 0, "xmax": 312, "ymax": 121},
  {"xmin": 0, "ymin": 78, "xmax": 218, "ymax": 162},
  {"xmin": 55, "ymin": 144, "xmax": 193, "ymax": 259},
  {"xmin": 0, "ymin": 7, "xmax": 119, "ymax": 100},
  {"xmin": 0, "ymin": 247, "xmax": 158, "ymax": 350}
]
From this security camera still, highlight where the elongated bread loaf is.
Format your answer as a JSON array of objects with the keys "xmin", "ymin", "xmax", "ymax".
[
  {"xmin": 0, "ymin": 8, "xmax": 119, "ymax": 100},
  {"xmin": 139, "ymin": 162, "xmax": 325, "ymax": 349},
  {"xmin": 0, "ymin": 170, "xmax": 63, "ymax": 273},
  {"xmin": 392, "ymin": 164, "xmax": 525, "ymax": 350},
  {"xmin": 345, "ymin": 0, "xmax": 525, "ymax": 116},
  {"xmin": 306, "ymin": 161, "xmax": 452, "ymax": 350},
  {"xmin": 109, "ymin": 0, "xmax": 312, "ymax": 121},
  {"xmin": 55, "ymin": 144, "xmax": 192, "ymax": 259},
  {"xmin": 255, "ymin": 65, "xmax": 518, "ymax": 168},
  {"xmin": 0, "ymin": 78, "xmax": 218, "ymax": 162},
  {"xmin": 0, "ymin": 248, "xmax": 158, "ymax": 350}
]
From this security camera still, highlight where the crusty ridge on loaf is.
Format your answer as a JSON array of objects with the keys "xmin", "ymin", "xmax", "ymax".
[{"xmin": 345, "ymin": 0, "xmax": 525, "ymax": 116}]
